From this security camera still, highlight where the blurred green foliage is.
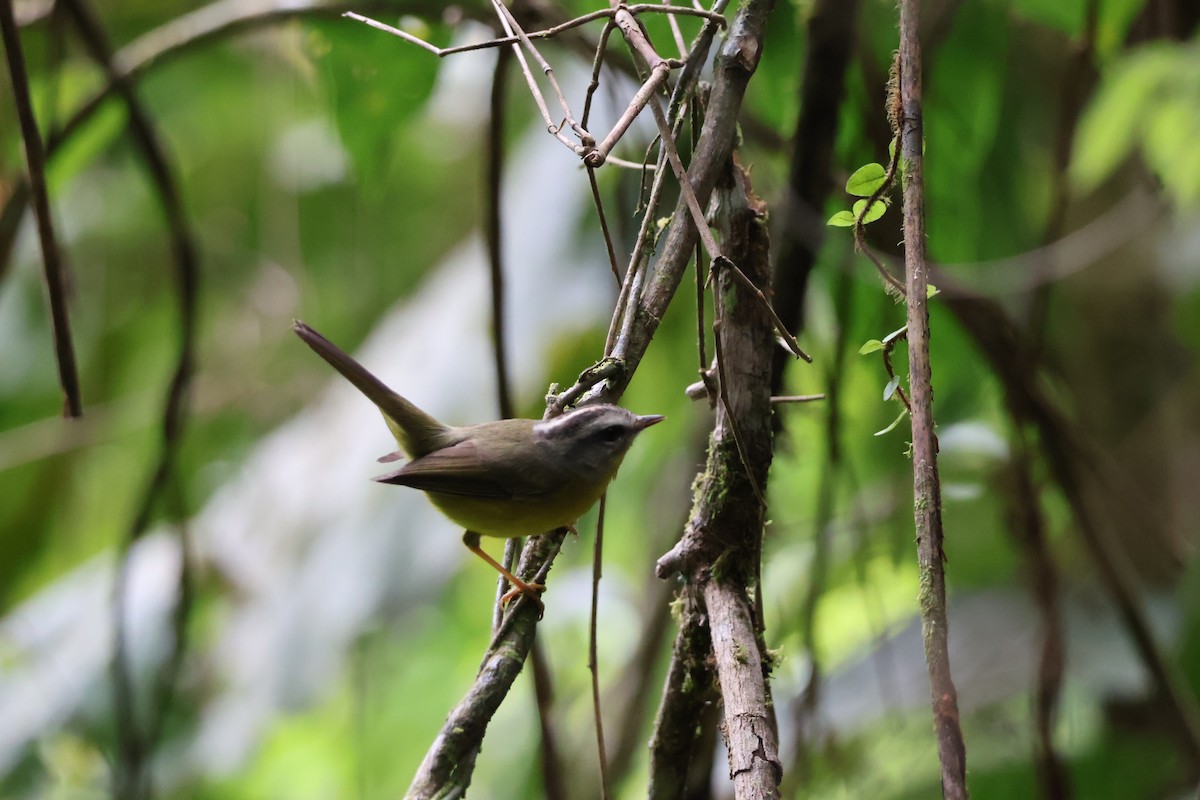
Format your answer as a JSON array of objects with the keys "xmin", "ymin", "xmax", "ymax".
[{"xmin": 2, "ymin": 1, "xmax": 1200, "ymax": 798}]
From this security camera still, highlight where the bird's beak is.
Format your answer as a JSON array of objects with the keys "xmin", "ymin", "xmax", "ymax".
[{"xmin": 635, "ymin": 414, "xmax": 666, "ymax": 430}]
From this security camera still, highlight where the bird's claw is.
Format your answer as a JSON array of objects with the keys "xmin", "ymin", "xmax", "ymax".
[{"xmin": 501, "ymin": 581, "xmax": 546, "ymax": 619}]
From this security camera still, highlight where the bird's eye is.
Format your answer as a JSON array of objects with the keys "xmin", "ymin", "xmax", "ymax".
[{"xmin": 597, "ymin": 425, "xmax": 625, "ymax": 443}]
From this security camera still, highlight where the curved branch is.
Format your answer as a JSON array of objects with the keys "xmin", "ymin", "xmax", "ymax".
[{"xmin": 0, "ymin": 0, "xmax": 83, "ymax": 416}]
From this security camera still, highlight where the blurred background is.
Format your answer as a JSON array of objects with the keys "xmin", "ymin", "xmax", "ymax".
[{"xmin": 2, "ymin": 0, "xmax": 1199, "ymax": 797}]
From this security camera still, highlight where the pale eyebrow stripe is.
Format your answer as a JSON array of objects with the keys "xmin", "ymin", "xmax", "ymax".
[{"xmin": 533, "ymin": 406, "xmax": 611, "ymax": 438}]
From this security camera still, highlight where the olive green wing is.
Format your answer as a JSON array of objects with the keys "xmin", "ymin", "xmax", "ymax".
[{"xmin": 374, "ymin": 439, "xmax": 520, "ymax": 499}]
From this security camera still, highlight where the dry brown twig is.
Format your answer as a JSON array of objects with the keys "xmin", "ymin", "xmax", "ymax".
[{"xmin": 345, "ymin": 3, "xmax": 719, "ymax": 163}]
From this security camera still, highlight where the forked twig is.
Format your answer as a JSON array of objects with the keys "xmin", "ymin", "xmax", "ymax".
[
  {"xmin": 641, "ymin": 87, "xmax": 812, "ymax": 362},
  {"xmin": 346, "ymin": 2, "xmax": 725, "ymax": 165}
]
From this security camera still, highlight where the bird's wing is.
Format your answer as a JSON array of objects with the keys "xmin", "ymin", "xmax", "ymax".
[{"xmin": 373, "ymin": 439, "xmax": 514, "ymax": 499}]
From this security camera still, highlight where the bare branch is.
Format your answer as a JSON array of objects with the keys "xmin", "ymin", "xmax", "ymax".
[
  {"xmin": 897, "ymin": 0, "xmax": 969, "ymax": 795},
  {"xmin": 589, "ymin": 495, "xmax": 612, "ymax": 800},
  {"xmin": 1, "ymin": 0, "xmax": 83, "ymax": 417}
]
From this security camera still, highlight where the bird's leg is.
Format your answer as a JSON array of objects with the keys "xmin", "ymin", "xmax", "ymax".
[{"xmin": 462, "ymin": 531, "xmax": 545, "ymax": 616}]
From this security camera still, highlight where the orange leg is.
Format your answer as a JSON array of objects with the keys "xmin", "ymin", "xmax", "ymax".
[{"xmin": 462, "ymin": 531, "xmax": 545, "ymax": 616}]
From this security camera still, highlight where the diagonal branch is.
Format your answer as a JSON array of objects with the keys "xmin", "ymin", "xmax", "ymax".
[{"xmin": 655, "ymin": 157, "xmax": 781, "ymax": 799}]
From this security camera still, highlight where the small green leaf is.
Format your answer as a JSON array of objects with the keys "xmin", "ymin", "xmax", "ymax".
[
  {"xmin": 827, "ymin": 210, "xmax": 857, "ymax": 227},
  {"xmin": 846, "ymin": 163, "xmax": 887, "ymax": 197},
  {"xmin": 883, "ymin": 375, "xmax": 901, "ymax": 401},
  {"xmin": 859, "ymin": 339, "xmax": 885, "ymax": 355},
  {"xmin": 926, "ymin": 283, "xmax": 940, "ymax": 298},
  {"xmin": 852, "ymin": 197, "xmax": 888, "ymax": 224},
  {"xmin": 875, "ymin": 409, "xmax": 909, "ymax": 437}
]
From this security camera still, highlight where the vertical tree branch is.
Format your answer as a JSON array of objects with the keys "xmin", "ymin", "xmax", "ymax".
[
  {"xmin": 648, "ymin": 592, "xmax": 717, "ymax": 800},
  {"xmin": 770, "ymin": 0, "xmax": 859, "ymax": 397},
  {"xmin": 896, "ymin": 1, "xmax": 969, "ymax": 797},
  {"xmin": 655, "ymin": 159, "xmax": 780, "ymax": 799},
  {"xmin": 487, "ymin": 44, "xmax": 514, "ymax": 422},
  {"xmin": 1004, "ymin": 428, "xmax": 1072, "ymax": 800},
  {"xmin": 1, "ymin": 0, "xmax": 83, "ymax": 417}
]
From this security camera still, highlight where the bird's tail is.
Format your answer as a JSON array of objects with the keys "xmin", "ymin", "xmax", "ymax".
[{"xmin": 292, "ymin": 320, "xmax": 451, "ymax": 457}]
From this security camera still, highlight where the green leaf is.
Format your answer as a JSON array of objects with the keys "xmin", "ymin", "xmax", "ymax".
[
  {"xmin": 852, "ymin": 197, "xmax": 888, "ymax": 224},
  {"xmin": 875, "ymin": 409, "xmax": 909, "ymax": 437},
  {"xmin": 846, "ymin": 163, "xmax": 887, "ymax": 197},
  {"xmin": 927, "ymin": 283, "xmax": 941, "ymax": 298},
  {"xmin": 827, "ymin": 210, "xmax": 857, "ymax": 227},
  {"xmin": 858, "ymin": 339, "xmax": 885, "ymax": 355},
  {"xmin": 883, "ymin": 375, "xmax": 901, "ymax": 401},
  {"xmin": 307, "ymin": 19, "xmax": 442, "ymax": 181}
]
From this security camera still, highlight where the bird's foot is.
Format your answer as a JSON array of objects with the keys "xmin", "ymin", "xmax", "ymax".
[{"xmin": 501, "ymin": 580, "xmax": 546, "ymax": 619}]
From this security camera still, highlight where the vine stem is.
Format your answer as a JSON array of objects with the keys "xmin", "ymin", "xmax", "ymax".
[{"xmin": 897, "ymin": 0, "xmax": 969, "ymax": 796}]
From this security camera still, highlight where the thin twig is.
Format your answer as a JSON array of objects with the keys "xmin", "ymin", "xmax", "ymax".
[
  {"xmin": 581, "ymin": 17, "xmax": 617, "ymax": 128},
  {"xmin": 589, "ymin": 494, "xmax": 612, "ymax": 800},
  {"xmin": 586, "ymin": 44, "xmax": 677, "ymax": 164},
  {"xmin": 663, "ymin": 0, "xmax": 688, "ymax": 57},
  {"xmin": 603, "ymin": 142, "xmax": 671, "ymax": 354},
  {"xmin": 486, "ymin": 43, "xmax": 517, "ymax": 632},
  {"xmin": 600, "ymin": 154, "xmax": 657, "ymax": 170},
  {"xmin": 853, "ymin": 133, "xmax": 905, "ymax": 296},
  {"xmin": 770, "ymin": 394, "xmax": 826, "ymax": 404},
  {"xmin": 491, "ymin": 0, "xmax": 589, "ymax": 145},
  {"xmin": 1, "ymin": 0, "xmax": 83, "ymax": 417},
  {"xmin": 344, "ymin": 5, "xmax": 724, "ymax": 58},
  {"xmin": 715, "ymin": 255, "xmax": 813, "ymax": 362},
  {"xmin": 639, "ymin": 79, "xmax": 812, "ymax": 362},
  {"xmin": 587, "ymin": 167, "xmax": 624, "ymax": 286},
  {"xmin": 486, "ymin": 44, "xmax": 514, "ymax": 422},
  {"xmin": 714, "ymin": 319, "xmax": 766, "ymax": 507},
  {"xmin": 488, "ymin": 0, "xmax": 586, "ymax": 155},
  {"xmin": 529, "ymin": 638, "xmax": 569, "ymax": 800},
  {"xmin": 880, "ymin": 328, "xmax": 912, "ymax": 414}
]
